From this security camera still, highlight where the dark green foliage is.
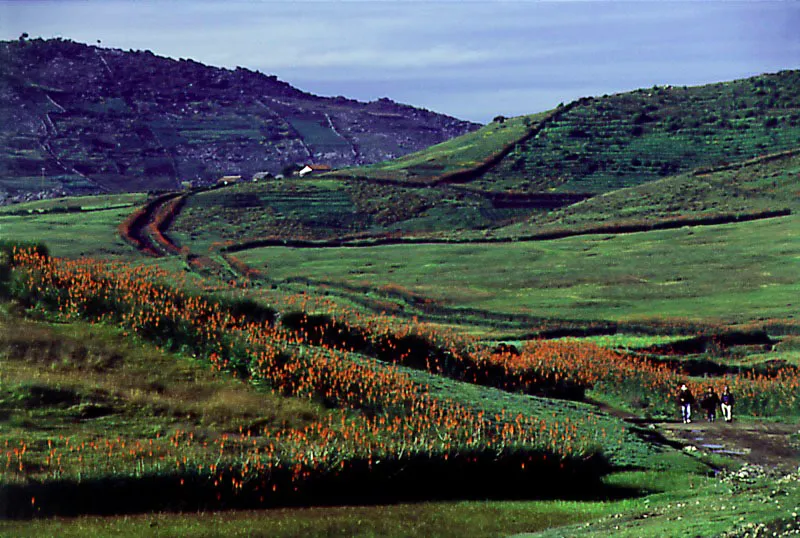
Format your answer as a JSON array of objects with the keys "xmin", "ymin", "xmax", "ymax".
[
  {"xmin": 6, "ymin": 384, "xmax": 81, "ymax": 409},
  {"xmin": 0, "ymin": 449, "xmax": 616, "ymax": 518},
  {"xmin": 280, "ymin": 311, "xmax": 369, "ymax": 350},
  {"xmin": 218, "ymin": 296, "xmax": 279, "ymax": 325}
]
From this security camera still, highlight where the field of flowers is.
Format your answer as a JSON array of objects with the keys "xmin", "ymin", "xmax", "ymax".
[
  {"xmin": 2, "ymin": 243, "xmax": 798, "ymax": 518},
  {"xmin": 1, "ymin": 247, "xmax": 635, "ymax": 517}
]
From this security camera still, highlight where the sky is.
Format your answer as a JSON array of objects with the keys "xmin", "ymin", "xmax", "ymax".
[{"xmin": 2, "ymin": 1, "xmax": 799, "ymax": 123}]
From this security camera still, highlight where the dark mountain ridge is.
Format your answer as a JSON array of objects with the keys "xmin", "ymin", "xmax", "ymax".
[{"xmin": 0, "ymin": 37, "xmax": 479, "ymax": 203}]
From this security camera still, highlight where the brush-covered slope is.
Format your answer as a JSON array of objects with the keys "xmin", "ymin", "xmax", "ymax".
[
  {"xmin": 0, "ymin": 37, "xmax": 478, "ymax": 203},
  {"xmin": 170, "ymin": 179, "xmax": 533, "ymax": 250}
]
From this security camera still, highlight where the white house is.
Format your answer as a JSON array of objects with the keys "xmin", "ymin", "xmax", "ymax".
[
  {"xmin": 298, "ymin": 164, "xmax": 332, "ymax": 177},
  {"xmin": 216, "ymin": 175, "xmax": 241, "ymax": 186}
]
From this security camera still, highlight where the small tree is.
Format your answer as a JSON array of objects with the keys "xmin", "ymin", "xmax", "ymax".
[{"xmin": 493, "ymin": 115, "xmax": 507, "ymax": 124}]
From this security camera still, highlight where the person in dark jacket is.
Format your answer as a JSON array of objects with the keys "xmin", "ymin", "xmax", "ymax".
[
  {"xmin": 720, "ymin": 385, "xmax": 735, "ymax": 422},
  {"xmin": 678, "ymin": 384, "xmax": 695, "ymax": 423},
  {"xmin": 701, "ymin": 386, "xmax": 721, "ymax": 422}
]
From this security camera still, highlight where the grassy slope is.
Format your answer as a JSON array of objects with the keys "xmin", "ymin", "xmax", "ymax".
[
  {"xmin": 0, "ymin": 193, "xmax": 146, "ymax": 215},
  {"xmin": 236, "ymin": 213, "xmax": 799, "ymax": 325},
  {"xmin": 0, "ymin": 303, "xmax": 652, "ymax": 467},
  {"xmin": 169, "ymin": 180, "xmax": 527, "ymax": 250},
  {"xmin": 167, "ymin": 73, "xmax": 800, "ymax": 252},
  {"xmin": 477, "ymin": 70, "xmax": 800, "ymax": 193},
  {"xmin": 331, "ymin": 112, "xmax": 547, "ymax": 181},
  {"xmin": 323, "ymin": 71, "xmax": 800, "ymax": 197},
  {"xmin": 0, "ymin": 309, "xmax": 324, "ymax": 454},
  {"xmin": 497, "ymin": 149, "xmax": 800, "ymax": 238},
  {"xmin": 7, "ymin": 308, "xmax": 773, "ymax": 538},
  {"xmin": 0, "ymin": 203, "xmax": 139, "ymax": 258}
]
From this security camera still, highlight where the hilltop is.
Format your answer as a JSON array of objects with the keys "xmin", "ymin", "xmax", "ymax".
[
  {"xmin": 334, "ymin": 70, "xmax": 800, "ymax": 196},
  {"xmin": 0, "ymin": 37, "xmax": 478, "ymax": 203}
]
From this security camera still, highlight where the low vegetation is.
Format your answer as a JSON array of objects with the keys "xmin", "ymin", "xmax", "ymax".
[
  {"xmin": 330, "ymin": 111, "xmax": 549, "ymax": 182},
  {"xmin": 235, "ymin": 213, "xmax": 799, "ymax": 326},
  {"xmin": 498, "ymin": 149, "xmax": 800, "ymax": 238},
  {"xmin": 2, "ymin": 247, "xmax": 651, "ymax": 519},
  {"xmin": 479, "ymin": 70, "xmax": 800, "ymax": 193},
  {"xmin": 2, "ymin": 239, "xmax": 798, "ymax": 534}
]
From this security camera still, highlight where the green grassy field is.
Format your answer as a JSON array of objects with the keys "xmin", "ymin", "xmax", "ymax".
[
  {"xmin": 331, "ymin": 112, "xmax": 548, "ymax": 181},
  {"xmin": 498, "ymin": 150, "xmax": 800, "ymax": 238},
  {"xmin": 236, "ymin": 214, "xmax": 799, "ymax": 326},
  {"xmin": 0, "ymin": 193, "xmax": 145, "ymax": 215},
  {"xmin": 0, "ymin": 201, "xmax": 141, "ymax": 258}
]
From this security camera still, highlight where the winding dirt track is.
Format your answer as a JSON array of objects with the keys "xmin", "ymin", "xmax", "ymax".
[
  {"xmin": 595, "ymin": 401, "xmax": 799, "ymax": 471},
  {"xmin": 660, "ymin": 420, "xmax": 799, "ymax": 471},
  {"xmin": 121, "ymin": 190, "xmax": 244, "ymax": 281},
  {"xmin": 119, "ymin": 192, "xmax": 184, "ymax": 257}
]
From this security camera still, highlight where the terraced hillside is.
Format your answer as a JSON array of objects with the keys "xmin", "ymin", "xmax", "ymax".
[
  {"xmin": 480, "ymin": 71, "xmax": 800, "ymax": 193},
  {"xmin": 0, "ymin": 37, "xmax": 478, "ymax": 203},
  {"xmin": 333, "ymin": 71, "xmax": 800, "ymax": 197},
  {"xmin": 169, "ymin": 180, "xmax": 540, "ymax": 250},
  {"xmin": 330, "ymin": 112, "xmax": 549, "ymax": 183}
]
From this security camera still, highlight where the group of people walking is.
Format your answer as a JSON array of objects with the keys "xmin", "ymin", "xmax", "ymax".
[{"xmin": 678, "ymin": 384, "xmax": 734, "ymax": 423}]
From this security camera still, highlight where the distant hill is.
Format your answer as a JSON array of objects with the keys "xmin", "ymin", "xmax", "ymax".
[
  {"xmin": 337, "ymin": 71, "xmax": 800, "ymax": 196},
  {"xmin": 0, "ymin": 37, "xmax": 478, "ymax": 203}
]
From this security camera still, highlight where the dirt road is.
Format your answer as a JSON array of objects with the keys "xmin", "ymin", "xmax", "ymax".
[{"xmin": 658, "ymin": 419, "xmax": 799, "ymax": 471}]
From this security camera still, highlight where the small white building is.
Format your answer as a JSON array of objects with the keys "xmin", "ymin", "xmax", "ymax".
[
  {"xmin": 298, "ymin": 164, "xmax": 332, "ymax": 177},
  {"xmin": 216, "ymin": 175, "xmax": 242, "ymax": 186}
]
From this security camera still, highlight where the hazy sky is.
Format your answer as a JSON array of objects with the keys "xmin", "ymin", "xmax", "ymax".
[{"xmin": 2, "ymin": 1, "xmax": 799, "ymax": 123}]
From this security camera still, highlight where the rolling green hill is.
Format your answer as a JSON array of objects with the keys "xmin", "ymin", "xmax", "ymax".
[
  {"xmin": 495, "ymin": 148, "xmax": 800, "ymax": 238},
  {"xmin": 331, "ymin": 71, "xmax": 800, "ymax": 197},
  {"xmin": 329, "ymin": 111, "xmax": 550, "ymax": 183},
  {"xmin": 480, "ymin": 71, "xmax": 800, "ymax": 194}
]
